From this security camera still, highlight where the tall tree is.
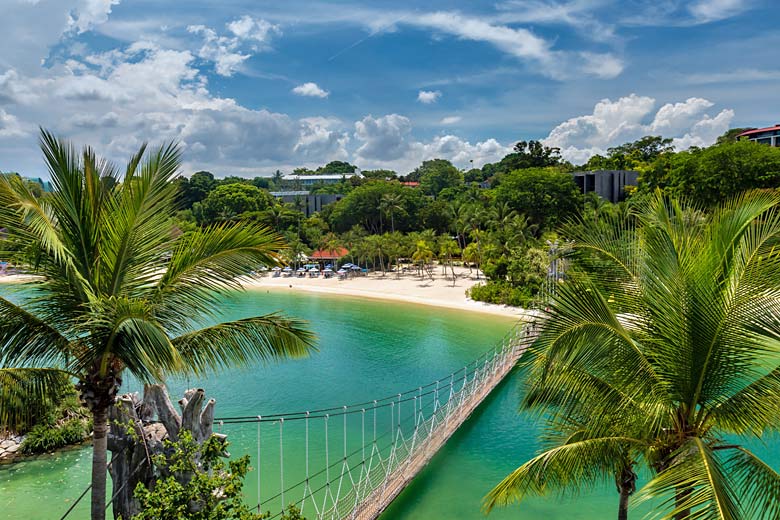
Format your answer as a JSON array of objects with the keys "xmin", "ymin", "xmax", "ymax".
[
  {"xmin": 0, "ymin": 130, "xmax": 316, "ymax": 520},
  {"xmin": 487, "ymin": 190, "xmax": 780, "ymax": 520}
]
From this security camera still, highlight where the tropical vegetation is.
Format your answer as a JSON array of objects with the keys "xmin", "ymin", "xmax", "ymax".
[
  {"xmin": 0, "ymin": 130, "xmax": 316, "ymax": 520},
  {"xmin": 485, "ymin": 190, "xmax": 780, "ymax": 520}
]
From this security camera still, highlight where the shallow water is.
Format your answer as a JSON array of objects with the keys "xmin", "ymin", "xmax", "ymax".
[{"xmin": 2, "ymin": 288, "xmax": 777, "ymax": 519}]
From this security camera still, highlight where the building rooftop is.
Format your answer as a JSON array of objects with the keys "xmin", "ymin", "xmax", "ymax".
[
  {"xmin": 309, "ymin": 247, "xmax": 349, "ymax": 260},
  {"xmin": 738, "ymin": 125, "xmax": 780, "ymax": 137},
  {"xmin": 282, "ymin": 173, "xmax": 363, "ymax": 181}
]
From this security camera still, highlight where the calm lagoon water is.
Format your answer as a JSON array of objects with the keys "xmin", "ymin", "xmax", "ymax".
[{"xmin": 3, "ymin": 288, "xmax": 775, "ymax": 519}]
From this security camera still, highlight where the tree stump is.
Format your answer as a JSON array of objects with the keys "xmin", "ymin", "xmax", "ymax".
[{"xmin": 107, "ymin": 385, "xmax": 222, "ymax": 520}]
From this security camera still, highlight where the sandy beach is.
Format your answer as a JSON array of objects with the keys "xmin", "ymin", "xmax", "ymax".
[
  {"xmin": 242, "ymin": 265, "xmax": 530, "ymax": 320},
  {"xmin": 0, "ymin": 266, "xmax": 530, "ymax": 320}
]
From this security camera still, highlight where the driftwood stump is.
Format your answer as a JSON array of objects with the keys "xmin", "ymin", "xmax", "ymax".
[{"xmin": 107, "ymin": 385, "xmax": 222, "ymax": 520}]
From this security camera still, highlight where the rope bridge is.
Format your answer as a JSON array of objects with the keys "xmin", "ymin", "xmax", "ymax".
[
  {"xmin": 216, "ymin": 322, "xmax": 536, "ymax": 520},
  {"xmin": 59, "ymin": 322, "xmax": 536, "ymax": 519}
]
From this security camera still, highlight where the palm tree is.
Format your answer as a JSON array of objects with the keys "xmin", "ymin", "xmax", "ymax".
[
  {"xmin": 412, "ymin": 239, "xmax": 435, "ymax": 280},
  {"xmin": 379, "ymin": 192, "xmax": 406, "ymax": 233},
  {"xmin": 486, "ymin": 190, "xmax": 780, "ymax": 519},
  {"xmin": 437, "ymin": 236, "xmax": 460, "ymax": 287},
  {"xmin": 0, "ymin": 130, "xmax": 316, "ymax": 520}
]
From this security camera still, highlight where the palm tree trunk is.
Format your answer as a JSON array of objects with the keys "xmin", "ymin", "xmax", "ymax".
[
  {"xmin": 618, "ymin": 489, "xmax": 630, "ymax": 520},
  {"xmin": 91, "ymin": 405, "xmax": 109, "ymax": 520}
]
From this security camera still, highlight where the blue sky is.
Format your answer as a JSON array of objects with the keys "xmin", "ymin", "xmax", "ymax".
[{"xmin": 0, "ymin": 0, "xmax": 777, "ymax": 177}]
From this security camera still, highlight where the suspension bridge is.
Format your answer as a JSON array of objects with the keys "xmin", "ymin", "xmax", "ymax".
[{"xmin": 61, "ymin": 322, "xmax": 536, "ymax": 520}]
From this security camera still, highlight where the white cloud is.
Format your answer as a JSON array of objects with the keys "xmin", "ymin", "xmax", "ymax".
[
  {"xmin": 0, "ymin": 109, "xmax": 26, "ymax": 137},
  {"xmin": 417, "ymin": 90, "xmax": 441, "ymax": 104},
  {"xmin": 353, "ymin": 114, "xmax": 509, "ymax": 172},
  {"xmin": 292, "ymin": 82, "xmax": 329, "ymax": 98},
  {"xmin": 543, "ymin": 94, "xmax": 734, "ymax": 163},
  {"xmin": 440, "ymin": 116, "xmax": 462, "ymax": 125},
  {"xmin": 187, "ymin": 16, "xmax": 280, "ymax": 76},
  {"xmin": 689, "ymin": 0, "xmax": 746, "ymax": 23},
  {"xmin": 405, "ymin": 11, "xmax": 623, "ymax": 80},
  {"xmin": 67, "ymin": 0, "xmax": 120, "ymax": 34},
  {"xmin": 227, "ymin": 16, "xmax": 280, "ymax": 42}
]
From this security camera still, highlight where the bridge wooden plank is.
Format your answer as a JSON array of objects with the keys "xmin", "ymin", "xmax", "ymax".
[{"xmin": 346, "ymin": 331, "xmax": 534, "ymax": 520}]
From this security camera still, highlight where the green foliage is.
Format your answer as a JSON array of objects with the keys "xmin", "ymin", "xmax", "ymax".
[
  {"xmin": 487, "ymin": 191, "xmax": 780, "ymax": 519},
  {"xmin": 327, "ymin": 181, "xmax": 425, "ymax": 234},
  {"xmin": 21, "ymin": 417, "xmax": 90, "ymax": 454},
  {"xmin": 641, "ymin": 140, "xmax": 780, "ymax": 206},
  {"xmin": 17, "ymin": 383, "xmax": 91, "ymax": 454},
  {"xmin": 494, "ymin": 168, "xmax": 582, "ymax": 233},
  {"xmin": 133, "ymin": 431, "xmax": 273, "ymax": 520},
  {"xmin": 414, "ymin": 159, "xmax": 463, "ymax": 197},
  {"xmin": 316, "ymin": 161, "xmax": 357, "ymax": 174},
  {"xmin": 0, "ymin": 130, "xmax": 315, "ymax": 518},
  {"xmin": 193, "ymin": 184, "xmax": 275, "ymax": 225},
  {"xmin": 483, "ymin": 140, "xmax": 564, "ymax": 177},
  {"xmin": 467, "ymin": 282, "xmax": 535, "ymax": 307}
]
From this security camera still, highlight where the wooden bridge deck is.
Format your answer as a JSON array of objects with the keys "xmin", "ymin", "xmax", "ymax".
[{"xmin": 348, "ymin": 341, "xmax": 527, "ymax": 520}]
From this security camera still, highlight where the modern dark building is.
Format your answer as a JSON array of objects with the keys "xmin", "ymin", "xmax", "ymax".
[
  {"xmin": 269, "ymin": 191, "xmax": 344, "ymax": 217},
  {"xmin": 738, "ymin": 125, "xmax": 780, "ymax": 147},
  {"xmin": 568, "ymin": 170, "xmax": 639, "ymax": 203}
]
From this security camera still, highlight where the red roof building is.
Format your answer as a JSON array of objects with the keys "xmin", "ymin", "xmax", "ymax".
[
  {"xmin": 738, "ymin": 125, "xmax": 780, "ymax": 147},
  {"xmin": 309, "ymin": 247, "xmax": 349, "ymax": 261},
  {"xmin": 401, "ymin": 181, "xmax": 420, "ymax": 187}
]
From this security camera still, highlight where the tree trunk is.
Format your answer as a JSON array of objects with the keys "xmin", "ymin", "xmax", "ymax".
[
  {"xmin": 615, "ymin": 464, "xmax": 636, "ymax": 520},
  {"xmin": 108, "ymin": 386, "xmax": 220, "ymax": 520},
  {"xmin": 618, "ymin": 488, "xmax": 630, "ymax": 520},
  {"xmin": 91, "ymin": 405, "xmax": 109, "ymax": 520}
]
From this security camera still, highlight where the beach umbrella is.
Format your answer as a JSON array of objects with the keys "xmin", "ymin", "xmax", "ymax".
[
  {"xmin": 283, "ymin": 266, "xmax": 292, "ymax": 272},
  {"xmin": 342, "ymin": 263, "xmax": 353, "ymax": 268},
  {"xmin": 337, "ymin": 269, "xmax": 347, "ymax": 274},
  {"xmin": 350, "ymin": 265, "xmax": 361, "ymax": 270},
  {"xmin": 309, "ymin": 267, "xmax": 319, "ymax": 272},
  {"xmin": 271, "ymin": 266, "xmax": 281, "ymax": 271},
  {"xmin": 324, "ymin": 268, "xmax": 333, "ymax": 272},
  {"xmin": 297, "ymin": 267, "xmax": 306, "ymax": 272}
]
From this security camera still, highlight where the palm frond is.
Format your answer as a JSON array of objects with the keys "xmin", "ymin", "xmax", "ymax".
[
  {"xmin": 171, "ymin": 314, "xmax": 316, "ymax": 376},
  {"xmin": 0, "ymin": 367, "xmax": 73, "ymax": 432},
  {"xmin": 153, "ymin": 223, "xmax": 287, "ymax": 332},
  {"xmin": 484, "ymin": 435, "xmax": 643, "ymax": 513},
  {"xmin": 637, "ymin": 438, "xmax": 741, "ymax": 520},
  {"xmin": 0, "ymin": 296, "xmax": 71, "ymax": 367}
]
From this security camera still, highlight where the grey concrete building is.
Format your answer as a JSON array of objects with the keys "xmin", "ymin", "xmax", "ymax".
[
  {"xmin": 270, "ymin": 191, "xmax": 344, "ymax": 217},
  {"xmin": 568, "ymin": 170, "xmax": 639, "ymax": 203}
]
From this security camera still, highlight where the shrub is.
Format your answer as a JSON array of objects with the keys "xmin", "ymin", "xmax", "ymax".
[
  {"xmin": 21, "ymin": 418, "xmax": 90, "ymax": 454},
  {"xmin": 467, "ymin": 281, "xmax": 537, "ymax": 307}
]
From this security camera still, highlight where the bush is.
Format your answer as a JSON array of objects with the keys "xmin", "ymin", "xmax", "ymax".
[
  {"xmin": 21, "ymin": 418, "xmax": 90, "ymax": 454},
  {"xmin": 467, "ymin": 281, "xmax": 537, "ymax": 307}
]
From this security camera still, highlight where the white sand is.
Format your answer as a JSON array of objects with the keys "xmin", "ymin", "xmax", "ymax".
[
  {"xmin": 242, "ymin": 266, "xmax": 530, "ymax": 320},
  {"xmin": 0, "ymin": 267, "xmax": 531, "ymax": 320}
]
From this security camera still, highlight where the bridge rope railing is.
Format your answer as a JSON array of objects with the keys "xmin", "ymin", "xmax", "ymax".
[
  {"xmin": 58, "ymin": 320, "xmax": 537, "ymax": 520},
  {"xmin": 226, "ymin": 321, "xmax": 536, "ymax": 520}
]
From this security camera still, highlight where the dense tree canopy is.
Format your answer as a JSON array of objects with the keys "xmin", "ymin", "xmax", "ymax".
[
  {"xmin": 416, "ymin": 159, "xmax": 464, "ymax": 197},
  {"xmin": 641, "ymin": 140, "xmax": 780, "ymax": 206},
  {"xmin": 193, "ymin": 183, "xmax": 275, "ymax": 225},
  {"xmin": 494, "ymin": 168, "xmax": 582, "ymax": 232}
]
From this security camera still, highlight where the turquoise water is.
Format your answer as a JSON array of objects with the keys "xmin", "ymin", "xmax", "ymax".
[{"xmin": 2, "ymin": 288, "xmax": 775, "ymax": 519}]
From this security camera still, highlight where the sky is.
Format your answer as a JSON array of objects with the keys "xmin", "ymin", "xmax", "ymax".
[{"xmin": 0, "ymin": 0, "xmax": 778, "ymax": 178}]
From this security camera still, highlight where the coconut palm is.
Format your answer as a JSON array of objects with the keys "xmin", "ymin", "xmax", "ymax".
[
  {"xmin": 486, "ymin": 190, "xmax": 780, "ymax": 520},
  {"xmin": 379, "ymin": 192, "xmax": 406, "ymax": 233},
  {"xmin": 0, "ymin": 130, "xmax": 315, "ymax": 520}
]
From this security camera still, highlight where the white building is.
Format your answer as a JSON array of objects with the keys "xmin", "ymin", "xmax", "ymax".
[{"xmin": 281, "ymin": 172, "xmax": 363, "ymax": 186}]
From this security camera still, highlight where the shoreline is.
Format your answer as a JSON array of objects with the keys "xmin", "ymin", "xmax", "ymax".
[
  {"xmin": 0, "ymin": 268, "xmax": 532, "ymax": 320},
  {"xmin": 240, "ymin": 267, "xmax": 531, "ymax": 320}
]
